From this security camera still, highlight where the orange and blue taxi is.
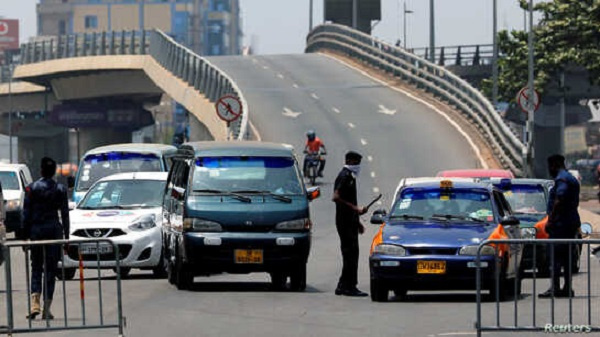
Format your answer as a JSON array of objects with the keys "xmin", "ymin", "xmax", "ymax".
[{"xmin": 369, "ymin": 178, "xmax": 523, "ymax": 302}]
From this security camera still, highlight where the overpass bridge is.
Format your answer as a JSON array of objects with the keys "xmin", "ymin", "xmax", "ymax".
[{"xmin": 0, "ymin": 24, "xmax": 525, "ymax": 179}]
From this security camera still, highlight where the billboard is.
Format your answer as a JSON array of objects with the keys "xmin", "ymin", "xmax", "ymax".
[{"xmin": 0, "ymin": 19, "xmax": 19, "ymax": 53}]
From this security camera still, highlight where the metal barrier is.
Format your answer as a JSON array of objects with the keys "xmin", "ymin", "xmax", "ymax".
[
  {"xmin": 306, "ymin": 24, "xmax": 525, "ymax": 176},
  {"xmin": 1, "ymin": 239, "xmax": 125, "ymax": 336},
  {"xmin": 10, "ymin": 30, "xmax": 249, "ymax": 140},
  {"xmin": 475, "ymin": 238, "xmax": 600, "ymax": 336},
  {"xmin": 409, "ymin": 44, "xmax": 494, "ymax": 67}
]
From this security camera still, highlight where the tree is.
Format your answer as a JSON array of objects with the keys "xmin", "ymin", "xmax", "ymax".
[{"xmin": 482, "ymin": 0, "xmax": 600, "ymax": 102}]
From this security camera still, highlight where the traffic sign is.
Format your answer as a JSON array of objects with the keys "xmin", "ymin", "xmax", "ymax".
[
  {"xmin": 517, "ymin": 86, "xmax": 540, "ymax": 113},
  {"xmin": 215, "ymin": 95, "xmax": 242, "ymax": 123}
]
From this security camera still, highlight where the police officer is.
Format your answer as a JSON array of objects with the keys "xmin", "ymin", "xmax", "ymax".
[
  {"xmin": 22, "ymin": 157, "xmax": 70, "ymax": 319},
  {"xmin": 539, "ymin": 154, "xmax": 580, "ymax": 298},
  {"xmin": 332, "ymin": 151, "xmax": 368, "ymax": 297}
]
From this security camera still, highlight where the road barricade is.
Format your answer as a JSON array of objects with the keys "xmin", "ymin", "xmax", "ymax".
[
  {"xmin": 475, "ymin": 238, "xmax": 600, "ymax": 337},
  {"xmin": 0, "ymin": 239, "xmax": 125, "ymax": 336}
]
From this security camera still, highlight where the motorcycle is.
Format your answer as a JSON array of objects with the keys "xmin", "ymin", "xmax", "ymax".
[{"xmin": 304, "ymin": 151, "xmax": 325, "ymax": 186}]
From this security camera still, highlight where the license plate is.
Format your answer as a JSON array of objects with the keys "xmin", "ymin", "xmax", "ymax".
[
  {"xmin": 417, "ymin": 260, "xmax": 446, "ymax": 274},
  {"xmin": 234, "ymin": 249, "xmax": 263, "ymax": 264},
  {"xmin": 79, "ymin": 243, "xmax": 113, "ymax": 255}
]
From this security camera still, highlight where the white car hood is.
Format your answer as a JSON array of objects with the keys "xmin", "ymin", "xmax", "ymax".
[
  {"xmin": 70, "ymin": 208, "xmax": 161, "ymax": 230},
  {"xmin": 3, "ymin": 190, "xmax": 22, "ymax": 201}
]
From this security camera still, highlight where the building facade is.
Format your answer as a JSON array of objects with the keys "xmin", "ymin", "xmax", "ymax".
[{"xmin": 37, "ymin": 0, "xmax": 241, "ymax": 56}]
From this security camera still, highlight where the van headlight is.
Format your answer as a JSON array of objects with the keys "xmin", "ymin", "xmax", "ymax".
[
  {"xmin": 129, "ymin": 215, "xmax": 157, "ymax": 231},
  {"xmin": 275, "ymin": 218, "xmax": 311, "ymax": 231},
  {"xmin": 520, "ymin": 227, "xmax": 536, "ymax": 239},
  {"xmin": 373, "ymin": 244, "xmax": 406, "ymax": 256},
  {"xmin": 5, "ymin": 199, "xmax": 21, "ymax": 211},
  {"xmin": 183, "ymin": 218, "xmax": 223, "ymax": 232},
  {"xmin": 459, "ymin": 245, "xmax": 496, "ymax": 256}
]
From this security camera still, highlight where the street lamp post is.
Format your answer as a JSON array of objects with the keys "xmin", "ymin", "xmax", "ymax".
[
  {"xmin": 429, "ymin": 0, "xmax": 435, "ymax": 63},
  {"xmin": 492, "ymin": 0, "xmax": 498, "ymax": 106},
  {"xmin": 352, "ymin": 0, "xmax": 358, "ymax": 29},
  {"xmin": 8, "ymin": 64, "xmax": 13, "ymax": 164},
  {"xmin": 403, "ymin": 1, "xmax": 414, "ymax": 49},
  {"xmin": 309, "ymin": 0, "xmax": 314, "ymax": 31},
  {"xmin": 525, "ymin": 0, "xmax": 535, "ymax": 177}
]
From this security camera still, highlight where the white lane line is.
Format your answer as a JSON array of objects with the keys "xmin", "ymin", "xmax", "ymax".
[
  {"xmin": 437, "ymin": 333, "xmax": 478, "ymax": 336},
  {"xmin": 378, "ymin": 104, "xmax": 397, "ymax": 115},
  {"xmin": 311, "ymin": 93, "xmax": 320, "ymax": 100},
  {"xmin": 370, "ymin": 171, "xmax": 376, "ymax": 178},
  {"xmin": 373, "ymin": 187, "xmax": 380, "ymax": 193},
  {"xmin": 360, "ymin": 138, "xmax": 368, "ymax": 146},
  {"xmin": 320, "ymin": 53, "xmax": 488, "ymax": 169},
  {"xmin": 376, "ymin": 200, "xmax": 383, "ymax": 205},
  {"xmin": 367, "ymin": 155, "xmax": 373, "ymax": 162},
  {"xmin": 347, "ymin": 122, "xmax": 356, "ymax": 129},
  {"xmin": 262, "ymin": 65, "xmax": 269, "ymax": 70},
  {"xmin": 293, "ymin": 83, "xmax": 299, "ymax": 88},
  {"xmin": 332, "ymin": 107, "xmax": 341, "ymax": 114},
  {"xmin": 248, "ymin": 120, "xmax": 262, "ymax": 141},
  {"xmin": 277, "ymin": 73, "xmax": 285, "ymax": 79},
  {"xmin": 282, "ymin": 107, "xmax": 302, "ymax": 118}
]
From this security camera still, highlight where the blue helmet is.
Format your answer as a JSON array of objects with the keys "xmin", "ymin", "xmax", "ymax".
[{"xmin": 306, "ymin": 130, "xmax": 316, "ymax": 141}]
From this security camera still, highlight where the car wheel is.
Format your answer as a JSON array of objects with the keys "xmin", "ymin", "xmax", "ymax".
[
  {"xmin": 289, "ymin": 264, "xmax": 307, "ymax": 292},
  {"xmin": 370, "ymin": 278, "xmax": 388, "ymax": 302},
  {"xmin": 270, "ymin": 272, "xmax": 287, "ymax": 291},
  {"xmin": 113, "ymin": 267, "xmax": 131, "ymax": 279},
  {"xmin": 175, "ymin": 259, "xmax": 193, "ymax": 290},
  {"xmin": 152, "ymin": 252, "xmax": 168, "ymax": 279},
  {"xmin": 56, "ymin": 268, "xmax": 76, "ymax": 281}
]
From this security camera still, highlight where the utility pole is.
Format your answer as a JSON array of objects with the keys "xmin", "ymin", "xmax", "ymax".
[
  {"xmin": 352, "ymin": 0, "xmax": 358, "ymax": 30},
  {"xmin": 492, "ymin": 0, "xmax": 498, "ymax": 106},
  {"xmin": 8, "ymin": 64, "xmax": 13, "ymax": 163},
  {"xmin": 429, "ymin": 0, "xmax": 435, "ymax": 63},
  {"xmin": 309, "ymin": 0, "xmax": 313, "ymax": 31},
  {"xmin": 525, "ymin": 0, "xmax": 535, "ymax": 177},
  {"xmin": 403, "ymin": 1, "xmax": 413, "ymax": 49}
]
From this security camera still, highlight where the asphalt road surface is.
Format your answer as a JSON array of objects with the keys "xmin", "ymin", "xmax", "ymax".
[{"xmin": 1, "ymin": 54, "xmax": 597, "ymax": 337}]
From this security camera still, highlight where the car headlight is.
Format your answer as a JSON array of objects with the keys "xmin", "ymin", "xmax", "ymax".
[
  {"xmin": 459, "ymin": 245, "xmax": 496, "ymax": 256},
  {"xmin": 128, "ymin": 215, "xmax": 157, "ymax": 231},
  {"xmin": 275, "ymin": 218, "xmax": 311, "ymax": 231},
  {"xmin": 5, "ymin": 199, "xmax": 21, "ymax": 211},
  {"xmin": 373, "ymin": 244, "xmax": 406, "ymax": 256},
  {"xmin": 520, "ymin": 227, "xmax": 536, "ymax": 238},
  {"xmin": 183, "ymin": 218, "xmax": 222, "ymax": 232}
]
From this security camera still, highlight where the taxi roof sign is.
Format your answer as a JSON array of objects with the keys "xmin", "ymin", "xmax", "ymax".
[{"xmin": 440, "ymin": 180, "xmax": 453, "ymax": 189}]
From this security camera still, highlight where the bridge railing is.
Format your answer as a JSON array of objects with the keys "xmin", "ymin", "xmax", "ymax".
[
  {"xmin": 409, "ymin": 44, "xmax": 494, "ymax": 67},
  {"xmin": 15, "ymin": 30, "xmax": 248, "ymax": 140},
  {"xmin": 306, "ymin": 24, "xmax": 524, "ymax": 175}
]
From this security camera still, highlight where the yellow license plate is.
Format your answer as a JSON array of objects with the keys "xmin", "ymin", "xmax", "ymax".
[
  {"xmin": 417, "ymin": 260, "xmax": 446, "ymax": 274},
  {"xmin": 234, "ymin": 249, "xmax": 263, "ymax": 264}
]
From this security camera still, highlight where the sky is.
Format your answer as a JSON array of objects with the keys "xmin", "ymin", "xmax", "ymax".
[{"xmin": 0, "ymin": 0, "xmax": 537, "ymax": 55}]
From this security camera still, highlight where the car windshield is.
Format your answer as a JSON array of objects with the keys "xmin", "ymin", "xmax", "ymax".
[
  {"xmin": 192, "ymin": 156, "xmax": 303, "ymax": 195},
  {"xmin": 79, "ymin": 179, "xmax": 166, "ymax": 210},
  {"xmin": 76, "ymin": 152, "xmax": 162, "ymax": 191},
  {"xmin": 390, "ymin": 188, "xmax": 494, "ymax": 223},
  {"xmin": 502, "ymin": 185, "xmax": 546, "ymax": 215},
  {"xmin": 0, "ymin": 171, "xmax": 20, "ymax": 190}
]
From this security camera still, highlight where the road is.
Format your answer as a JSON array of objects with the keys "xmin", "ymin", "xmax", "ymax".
[{"xmin": 2, "ymin": 54, "xmax": 596, "ymax": 337}]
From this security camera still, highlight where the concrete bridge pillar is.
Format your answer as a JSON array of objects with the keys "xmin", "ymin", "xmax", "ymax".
[{"xmin": 189, "ymin": 114, "xmax": 215, "ymax": 141}]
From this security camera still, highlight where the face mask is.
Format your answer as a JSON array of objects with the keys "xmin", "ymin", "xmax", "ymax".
[{"xmin": 344, "ymin": 164, "xmax": 361, "ymax": 177}]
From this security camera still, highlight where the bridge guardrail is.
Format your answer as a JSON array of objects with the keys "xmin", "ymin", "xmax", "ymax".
[
  {"xmin": 1, "ymin": 239, "xmax": 125, "ymax": 336},
  {"xmin": 13, "ymin": 30, "xmax": 248, "ymax": 140},
  {"xmin": 306, "ymin": 24, "xmax": 524, "ymax": 176}
]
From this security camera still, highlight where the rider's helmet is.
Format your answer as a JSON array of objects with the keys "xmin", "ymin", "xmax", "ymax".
[{"xmin": 306, "ymin": 130, "xmax": 316, "ymax": 141}]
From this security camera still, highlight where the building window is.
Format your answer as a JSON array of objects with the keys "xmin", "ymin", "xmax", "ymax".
[
  {"xmin": 84, "ymin": 15, "xmax": 98, "ymax": 29},
  {"xmin": 58, "ymin": 20, "xmax": 66, "ymax": 35}
]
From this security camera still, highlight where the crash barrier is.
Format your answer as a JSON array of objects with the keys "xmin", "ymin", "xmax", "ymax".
[
  {"xmin": 13, "ymin": 30, "xmax": 248, "ymax": 140},
  {"xmin": 0, "ymin": 239, "xmax": 124, "ymax": 336},
  {"xmin": 306, "ymin": 24, "xmax": 525, "ymax": 176},
  {"xmin": 475, "ymin": 238, "xmax": 600, "ymax": 337}
]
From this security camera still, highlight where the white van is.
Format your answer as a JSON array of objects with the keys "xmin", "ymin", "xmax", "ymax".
[{"xmin": 0, "ymin": 164, "xmax": 33, "ymax": 234}]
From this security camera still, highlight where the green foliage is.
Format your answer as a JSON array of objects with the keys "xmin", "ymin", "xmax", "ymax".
[{"xmin": 482, "ymin": 0, "xmax": 600, "ymax": 102}]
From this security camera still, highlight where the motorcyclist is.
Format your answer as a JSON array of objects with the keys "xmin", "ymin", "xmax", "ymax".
[{"xmin": 303, "ymin": 130, "xmax": 327, "ymax": 177}]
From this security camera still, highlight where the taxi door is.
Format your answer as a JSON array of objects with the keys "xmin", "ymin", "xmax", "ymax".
[{"xmin": 493, "ymin": 191, "xmax": 522, "ymax": 277}]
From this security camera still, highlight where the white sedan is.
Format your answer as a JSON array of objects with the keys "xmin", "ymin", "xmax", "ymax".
[{"xmin": 60, "ymin": 172, "xmax": 168, "ymax": 279}]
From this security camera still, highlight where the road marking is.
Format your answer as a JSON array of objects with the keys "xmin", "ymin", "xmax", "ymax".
[
  {"xmin": 262, "ymin": 65, "xmax": 269, "ymax": 70},
  {"xmin": 376, "ymin": 200, "xmax": 383, "ymax": 205},
  {"xmin": 251, "ymin": 58, "xmax": 259, "ymax": 64},
  {"xmin": 373, "ymin": 187, "xmax": 380, "ymax": 193},
  {"xmin": 311, "ymin": 93, "xmax": 320, "ymax": 100},
  {"xmin": 347, "ymin": 122, "xmax": 356, "ymax": 129},
  {"xmin": 282, "ymin": 107, "xmax": 302, "ymax": 118},
  {"xmin": 437, "ymin": 333, "xmax": 478, "ymax": 336},
  {"xmin": 378, "ymin": 104, "xmax": 397, "ymax": 115},
  {"xmin": 332, "ymin": 107, "xmax": 341, "ymax": 113},
  {"xmin": 370, "ymin": 171, "xmax": 376, "ymax": 178},
  {"xmin": 320, "ymin": 53, "xmax": 488, "ymax": 169},
  {"xmin": 277, "ymin": 73, "xmax": 285, "ymax": 79},
  {"xmin": 367, "ymin": 155, "xmax": 373, "ymax": 162},
  {"xmin": 293, "ymin": 83, "xmax": 299, "ymax": 88},
  {"xmin": 360, "ymin": 138, "xmax": 368, "ymax": 146}
]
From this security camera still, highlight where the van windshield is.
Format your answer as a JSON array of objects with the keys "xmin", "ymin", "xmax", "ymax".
[
  {"xmin": 76, "ymin": 152, "xmax": 162, "ymax": 191},
  {"xmin": 0, "ymin": 171, "xmax": 20, "ymax": 190},
  {"xmin": 193, "ymin": 156, "xmax": 303, "ymax": 195}
]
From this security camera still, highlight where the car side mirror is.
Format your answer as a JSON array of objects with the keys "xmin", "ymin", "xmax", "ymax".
[
  {"xmin": 370, "ymin": 209, "xmax": 387, "ymax": 225},
  {"xmin": 581, "ymin": 222, "xmax": 593, "ymax": 238},
  {"xmin": 67, "ymin": 176, "xmax": 75, "ymax": 189},
  {"xmin": 307, "ymin": 187, "xmax": 320, "ymax": 201},
  {"xmin": 500, "ymin": 215, "xmax": 520, "ymax": 227}
]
